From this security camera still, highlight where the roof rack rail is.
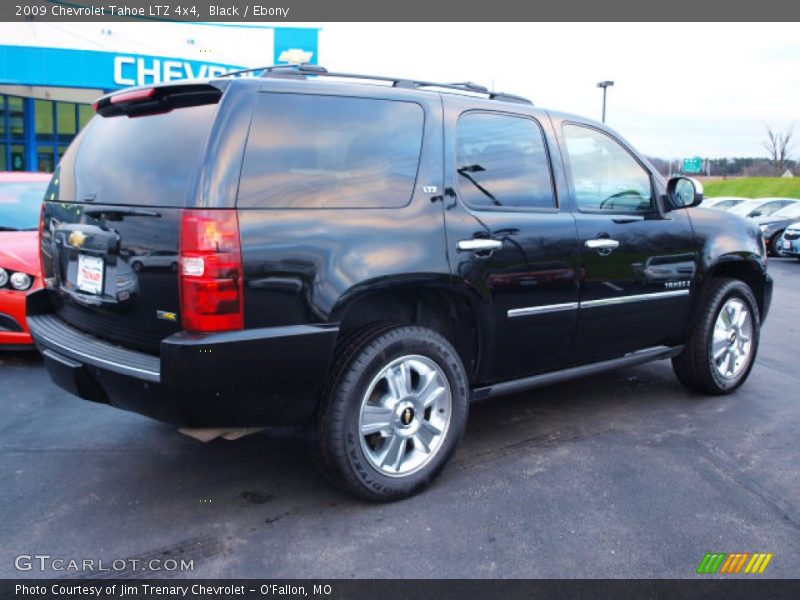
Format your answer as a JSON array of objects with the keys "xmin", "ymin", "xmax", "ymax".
[
  {"xmin": 218, "ymin": 63, "xmax": 329, "ymax": 78},
  {"xmin": 220, "ymin": 63, "xmax": 533, "ymax": 105}
]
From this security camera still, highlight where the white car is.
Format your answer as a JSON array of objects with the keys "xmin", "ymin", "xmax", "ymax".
[
  {"xmin": 128, "ymin": 251, "xmax": 179, "ymax": 272},
  {"xmin": 727, "ymin": 197, "xmax": 799, "ymax": 219}
]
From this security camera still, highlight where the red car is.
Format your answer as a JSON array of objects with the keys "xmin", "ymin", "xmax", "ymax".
[{"xmin": 0, "ymin": 172, "xmax": 51, "ymax": 349}]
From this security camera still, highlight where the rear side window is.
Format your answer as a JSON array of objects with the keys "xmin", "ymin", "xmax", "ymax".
[
  {"xmin": 74, "ymin": 103, "xmax": 218, "ymax": 207},
  {"xmin": 237, "ymin": 94, "xmax": 424, "ymax": 209},
  {"xmin": 456, "ymin": 112, "xmax": 555, "ymax": 210}
]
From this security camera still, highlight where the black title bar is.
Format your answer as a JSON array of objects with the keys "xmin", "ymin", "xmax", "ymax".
[
  {"xmin": 4, "ymin": 0, "xmax": 800, "ymax": 21},
  {"xmin": 3, "ymin": 580, "xmax": 800, "ymax": 600}
]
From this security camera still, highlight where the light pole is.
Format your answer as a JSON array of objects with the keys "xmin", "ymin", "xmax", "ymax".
[{"xmin": 597, "ymin": 80, "xmax": 614, "ymax": 123}]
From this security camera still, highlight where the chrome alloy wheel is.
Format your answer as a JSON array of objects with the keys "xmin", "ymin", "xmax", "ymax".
[
  {"xmin": 711, "ymin": 297, "xmax": 753, "ymax": 380},
  {"xmin": 358, "ymin": 355, "xmax": 452, "ymax": 478}
]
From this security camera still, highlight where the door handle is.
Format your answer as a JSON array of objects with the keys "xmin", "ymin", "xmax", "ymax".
[
  {"xmin": 457, "ymin": 238, "xmax": 503, "ymax": 252},
  {"xmin": 585, "ymin": 238, "xmax": 620, "ymax": 254}
]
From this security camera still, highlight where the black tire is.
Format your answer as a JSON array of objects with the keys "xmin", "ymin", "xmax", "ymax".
[
  {"xmin": 131, "ymin": 261, "xmax": 142, "ymax": 272},
  {"xmin": 672, "ymin": 278, "xmax": 760, "ymax": 395},
  {"xmin": 769, "ymin": 231, "xmax": 785, "ymax": 257},
  {"xmin": 318, "ymin": 325, "xmax": 469, "ymax": 501}
]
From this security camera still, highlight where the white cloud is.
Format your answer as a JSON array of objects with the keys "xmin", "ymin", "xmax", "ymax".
[{"xmin": 303, "ymin": 22, "xmax": 799, "ymax": 159}]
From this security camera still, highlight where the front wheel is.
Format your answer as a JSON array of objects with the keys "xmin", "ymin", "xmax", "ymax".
[
  {"xmin": 672, "ymin": 278, "xmax": 760, "ymax": 394},
  {"xmin": 318, "ymin": 325, "xmax": 469, "ymax": 501}
]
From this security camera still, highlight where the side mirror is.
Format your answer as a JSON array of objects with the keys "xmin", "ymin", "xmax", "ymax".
[{"xmin": 666, "ymin": 176, "xmax": 703, "ymax": 210}]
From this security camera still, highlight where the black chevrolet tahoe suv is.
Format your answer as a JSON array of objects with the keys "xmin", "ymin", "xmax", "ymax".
[{"xmin": 29, "ymin": 65, "xmax": 772, "ymax": 501}]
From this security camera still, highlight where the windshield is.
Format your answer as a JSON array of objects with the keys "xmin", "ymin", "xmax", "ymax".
[
  {"xmin": 752, "ymin": 200, "xmax": 795, "ymax": 217},
  {"xmin": 711, "ymin": 199, "xmax": 743, "ymax": 210},
  {"xmin": 770, "ymin": 202, "xmax": 800, "ymax": 219},
  {"xmin": 0, "ymin": 181, "xmax": 49, "ymax": 230},
  {"xmin": 727, "ymin": 201, "xmax": 759, "ymax": 216}
]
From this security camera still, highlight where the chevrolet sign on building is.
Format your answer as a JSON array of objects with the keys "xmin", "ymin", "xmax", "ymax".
[{"xmin": 0, "ymin": 22, "xmax": 319, "ymax": 172}]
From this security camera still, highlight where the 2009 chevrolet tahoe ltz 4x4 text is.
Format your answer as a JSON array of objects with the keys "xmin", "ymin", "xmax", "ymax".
[{"xmin": 28, "ymin": 65, "xmax": 772, "ymax": 500}]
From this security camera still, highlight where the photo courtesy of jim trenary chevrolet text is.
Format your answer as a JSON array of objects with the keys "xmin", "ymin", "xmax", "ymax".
[{"xmin": 1, "ymin": 0, "xmax": 799, "ymax": 598}]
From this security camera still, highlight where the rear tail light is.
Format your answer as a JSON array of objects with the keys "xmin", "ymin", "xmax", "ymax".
[{"xmin": 179, "ymin": 209, "xmax": 244, "ymax": 332}]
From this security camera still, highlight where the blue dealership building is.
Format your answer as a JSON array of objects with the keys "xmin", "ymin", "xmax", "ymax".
[{"xmin": 0, "ymin": 22, "xmax": 319, "ymax": 172}]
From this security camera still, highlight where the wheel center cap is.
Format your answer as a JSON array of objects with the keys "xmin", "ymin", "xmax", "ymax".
[
  {"xmin": 729, "ymin": 331, "xmax": 737, "ymax": 344},
  {"xmin": 400, "ymin": 406, "xmax": 415, "ymax": 426}
]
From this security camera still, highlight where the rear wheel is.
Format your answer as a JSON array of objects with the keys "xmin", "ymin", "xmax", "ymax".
[
  {"xmin": 672, "ymin": 278, "xmax": 760, "ymax": 394},
  {"xmin": 318, "ymin": 325, "xmax": 469, "ymax": 501}
]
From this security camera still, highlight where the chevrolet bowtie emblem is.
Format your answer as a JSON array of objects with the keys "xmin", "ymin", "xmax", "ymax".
[{"xmin": 68, "ymin": 230, "xmax": 87, "ymax": 248}]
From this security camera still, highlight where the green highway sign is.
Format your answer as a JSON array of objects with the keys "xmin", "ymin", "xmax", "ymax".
[{"xmin": 683, "ymin": 157, "xmax": 703, "ymax": 174}]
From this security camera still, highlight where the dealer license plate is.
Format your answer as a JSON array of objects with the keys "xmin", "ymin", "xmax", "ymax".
[{"xmin": 77, "ymin": 254, "xmax": 104, "ymax": 295}]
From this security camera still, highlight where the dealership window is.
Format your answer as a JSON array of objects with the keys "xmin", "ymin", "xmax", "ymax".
[
  {"xmin": 8, "ymin": 97, "xmax": 24, "ymax": 140},
  {"xmin": 1, "ymin": 94, "xmax": 92, "ymax": 172},
  {"xmin": 79, "ymin": 105, "xmax": 94, "ymax": 130},
  {"xmin": 1, "ymin": 96, "xmax": 23, "ymax": 170},
  {"xmin": 1, "ymin": 96, "xmax": 26, "ymax": 170},
  {"xmin": 35, "ymin": 100, "xmax": 55, "ymax": 142}
]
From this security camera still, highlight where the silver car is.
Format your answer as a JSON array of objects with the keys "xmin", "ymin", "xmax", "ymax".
[{"xmin": 780, "ymin": 221, "xmax": 800, "ymax": 258}]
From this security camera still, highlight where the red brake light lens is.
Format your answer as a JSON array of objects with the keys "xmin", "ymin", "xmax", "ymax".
[
  {"xmin": 179, "ymin": 209, "xmax": 244, "ymax": 332},
  {"xmin": 110, "ymin": 87, "xmax": 157, "ymax": 105}
]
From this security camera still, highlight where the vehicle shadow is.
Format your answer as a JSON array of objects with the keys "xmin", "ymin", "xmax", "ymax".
[{"xmin": 123, "ymin": 357, "xmax": 702, "ymax": 510}]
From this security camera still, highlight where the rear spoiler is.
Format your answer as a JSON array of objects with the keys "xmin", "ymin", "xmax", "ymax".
[{"xmin": 92, "ymin": 83, "xmax": 225, "ymax": 118}]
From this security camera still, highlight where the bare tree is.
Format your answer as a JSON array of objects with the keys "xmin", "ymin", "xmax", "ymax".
[{"xmin": 762, "ymin": 124, "xmax": 795, "ymax": 174}]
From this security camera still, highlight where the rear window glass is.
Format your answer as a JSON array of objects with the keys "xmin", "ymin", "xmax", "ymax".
[
  {"xmin": 238, "ymin": 93, "xmax": 424, "ymax": 209},
  {"xmin": 73, "ymin": 103, "xmax": 217, "ymax": 207}
]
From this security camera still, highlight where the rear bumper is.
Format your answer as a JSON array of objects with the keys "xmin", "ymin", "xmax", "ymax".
[{"xmin": 27, "ymin": 298, "xmax": 338, "ymax": 427}]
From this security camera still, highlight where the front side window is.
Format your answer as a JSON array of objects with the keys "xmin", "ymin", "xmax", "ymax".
[
  {"xmin": 456, "ymin": 112, "xmax": 554, "ymax": 210},
  {"xmin": 238, "ymin": 94, "xmax": 424, "ymax": 209},
  {"xmin": 563, "ymin": 124, "xmax": 653, "ymax": 213}
]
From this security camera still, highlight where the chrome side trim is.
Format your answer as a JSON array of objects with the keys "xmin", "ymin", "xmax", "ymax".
[
  {"xmin": 507, "ymin": 302, "xmax": 579, "ymax": 318},
  {"xmin": 506, "ymin": 290, "xmax": 689, "ymax": 318},
  {"xmin": 580, "ymin": 289, "xmax": 689, "ymax": 309}
]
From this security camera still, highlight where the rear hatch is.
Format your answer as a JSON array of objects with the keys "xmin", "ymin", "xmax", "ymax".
[{"xmin": 40, "ymin": 84, "xmax": 225, "ymax": 354}]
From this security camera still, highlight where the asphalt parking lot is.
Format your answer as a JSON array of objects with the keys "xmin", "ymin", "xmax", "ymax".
[{"xmin": 1, "ymin": 258, "xmax": 798, "ymax": 579}]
